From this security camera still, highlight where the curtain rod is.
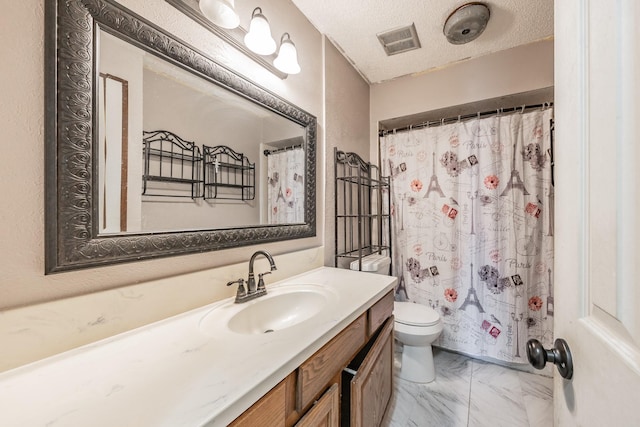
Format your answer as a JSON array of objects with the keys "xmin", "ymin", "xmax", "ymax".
[
  {"xmin": 263, "ymin": 143, "xmax": 303, "ymax": 156},
  {"xmin": 378, "ymin": 102, "xmax": 553, "ymax": 137}
]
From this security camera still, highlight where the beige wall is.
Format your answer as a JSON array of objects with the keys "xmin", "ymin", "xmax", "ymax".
[
  {"xmin": 369, "ymin": 39, "xmax": 555, "ymax": 161},
  {"xmin": 323, "ymin": 39, "xmax": 371, "ymax": 266},
  {"xmin": 0, "ymin": 0, "xmax": 347, "ymax": 372}
]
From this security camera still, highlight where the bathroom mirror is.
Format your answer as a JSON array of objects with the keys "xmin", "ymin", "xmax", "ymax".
[{"xmin": 45, "ymin": 0, "xmax": 316, "ymax": 273}]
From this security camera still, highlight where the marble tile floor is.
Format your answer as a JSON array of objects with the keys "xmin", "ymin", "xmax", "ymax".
[{"xmin": 382, "ymin": 347, "xmax": 553, "ymax": 427}]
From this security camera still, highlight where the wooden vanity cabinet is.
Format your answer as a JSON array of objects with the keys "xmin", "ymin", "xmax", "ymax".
[{"xmin": 228, "ymin": 290, "xmax": 394, "ymax": 427}]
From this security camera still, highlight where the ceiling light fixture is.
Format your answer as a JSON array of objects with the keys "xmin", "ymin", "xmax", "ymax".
[
  {"xmin": 443, "ymin": 2, "xmax": 490, "ymax": 45},
  {"xmin": 244, "ymin": 7, "xmax": 276, "ymax": 56},
  {"xmin": 198, "ymin": 0, "xmax": 240, "ymax": 30},
  {"xmin": 274, "ymin": 33, "xmax": 301, "ymax": 74}
]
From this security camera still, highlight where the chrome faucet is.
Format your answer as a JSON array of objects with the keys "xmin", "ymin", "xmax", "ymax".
[{"xmin": 227, "ymin": 250, "xmax": 277, "ymax": 303}]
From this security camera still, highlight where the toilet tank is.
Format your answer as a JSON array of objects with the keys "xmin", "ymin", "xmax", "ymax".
[{"xmin": 349, "ymin": 254, "xmax": 391, "ymax": 275}]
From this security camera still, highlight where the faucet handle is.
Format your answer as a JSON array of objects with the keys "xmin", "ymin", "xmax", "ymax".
[
  {"xmin": 256, "ymin": 271, "xmax": 271, "ymax": 293},
  {"xmin": 227, "ymin": 278, "xmax": 247, "ymax": 301}
]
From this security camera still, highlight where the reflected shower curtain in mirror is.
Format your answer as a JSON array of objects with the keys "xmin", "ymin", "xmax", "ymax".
[
  {"xmin": 267, "ymin": 148, "xmax": 305, "ymax": 224},
  {"xmin": 380, "ymin": 108, "xmax": 554, "ymax": 363}
]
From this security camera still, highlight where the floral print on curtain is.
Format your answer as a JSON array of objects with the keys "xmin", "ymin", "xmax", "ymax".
[
  {"xmin": 381, "ymin": 109, "xmax": 554, "ymax": 363},
  {"xmin": 267, "ymin": 148, "xmax": 305, "ymax": 224}
]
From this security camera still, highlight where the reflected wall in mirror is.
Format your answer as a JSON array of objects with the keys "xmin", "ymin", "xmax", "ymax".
[
  {"xmin": 98, "ymin": 31, "xmax": 306, "ymax": 233},
  {"xmin": 45, "ymin": 0, "xmax": 316, "ymax": 273}
]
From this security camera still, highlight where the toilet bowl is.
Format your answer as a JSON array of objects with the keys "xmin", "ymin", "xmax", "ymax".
[
  {"xmin": 393, "ymin": 301, "xmax": 443, "ymax": 383},
  {"xmin": 348, "ymin": 255, "xmax": 442, "ymax": 382}
]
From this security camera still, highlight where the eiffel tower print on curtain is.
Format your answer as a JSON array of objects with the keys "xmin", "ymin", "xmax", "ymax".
[
  {"xmin": 501, "ymin": 141, "xmax": 530, "ymax": 196},
  {"xmin": 459, "ymin": 263, "xmax": 485, "ymax": 313},
  {"xmin": 396, "ymin": 255, "xmax": 409, "ymax": 300},
  {"xmin": 425, "ymin": 152, "xmax": 446, "ymax": 198}
]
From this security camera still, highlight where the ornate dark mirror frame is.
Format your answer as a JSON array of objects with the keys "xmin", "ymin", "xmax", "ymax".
[{"xmin": 44, "ymin": 0, "xmax": 317, "ymax": 273}]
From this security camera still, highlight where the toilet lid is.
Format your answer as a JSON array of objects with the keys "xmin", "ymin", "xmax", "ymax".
[{"xmin": 394, "ymin": 302, "xmax": 440, "ymax": 326}]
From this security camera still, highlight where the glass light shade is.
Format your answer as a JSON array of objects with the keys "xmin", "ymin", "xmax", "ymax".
[
  {"xmin": 274, "ymin": 33, "xmax": 301, "ymax": 74},
  {"xmin": 244, "ymin": 8, "xmax": 276, "ymax": 55},
  {"xmin": 199, "ymin": 0, "xmax": 240, "ymax": 29}
]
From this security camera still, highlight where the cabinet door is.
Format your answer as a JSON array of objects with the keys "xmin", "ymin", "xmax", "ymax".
[
  {"xmin": 350, "ymin": 317, "xmax": 394, "ymax": 427},
  {"xmin": 295, "ymin": 383, "xmax": 339, "ymax": 427}
]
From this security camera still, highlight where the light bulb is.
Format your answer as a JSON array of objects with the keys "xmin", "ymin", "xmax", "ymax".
[
  {"xmin": 274, "ymin": 33, "xmax": 301, "ymax": 74},
  {"xmin": 244, "ymin": 8, "xmax": 276, "ymax": 56},
  {"xmin": 198, "ymin": 0, "xmax": 240, "ymax": 29}
]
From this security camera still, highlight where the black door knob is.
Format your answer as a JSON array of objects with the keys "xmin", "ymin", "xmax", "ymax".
[{"xmin": 526, "ymin": 338, "xmax": 573, "ymax": 379}]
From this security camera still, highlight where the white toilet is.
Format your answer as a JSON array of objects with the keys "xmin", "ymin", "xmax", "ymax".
[
  {"xmin": 393, "ymin": 301, "xmax": 442, "ymax": 383},
  {"xmin": 350, "ymin": 254, "xmax": 443, "ymax": 383}
]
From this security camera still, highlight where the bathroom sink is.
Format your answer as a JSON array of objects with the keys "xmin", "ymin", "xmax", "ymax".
[{"xmin": 200, "ymin": 284, "xmax": 337, "ymax": 335}]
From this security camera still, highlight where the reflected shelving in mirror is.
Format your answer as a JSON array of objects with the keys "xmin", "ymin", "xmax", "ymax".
[
  {"xmin": 203, "ymin": 145, "xmax": 255, "ymax": 201},
  {"xmin": 141, "ymin": 130, "xmax": 203, "ymax": 199}
]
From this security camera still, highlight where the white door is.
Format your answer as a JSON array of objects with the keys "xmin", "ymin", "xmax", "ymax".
[{"xmin": 554, "ymin": 1, "xmax": 640, "ymax": 425}]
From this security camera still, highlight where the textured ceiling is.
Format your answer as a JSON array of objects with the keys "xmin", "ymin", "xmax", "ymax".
[{"xmin": 290, "ymin": 0, "xmax": 554, "ymax": 84}]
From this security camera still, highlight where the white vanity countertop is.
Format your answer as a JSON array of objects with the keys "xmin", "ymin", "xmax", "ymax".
[{"xmin": 0, "ymin": 267, "xmax": 396, "ymax": 427}]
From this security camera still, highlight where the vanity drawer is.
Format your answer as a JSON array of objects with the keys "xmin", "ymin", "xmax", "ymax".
[
  {"xmin": 297, "ymin": 313, "xmax": 367, "ymax": 411},
  {"xmin": 367, "ymin": 290, "xmax": 394, "ymax": 336},
  {"xmin": 229, "ymin": 378, "xmax": 286, "ymax": 427}
]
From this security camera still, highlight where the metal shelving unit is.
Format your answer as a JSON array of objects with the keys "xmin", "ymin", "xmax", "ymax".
[
  {"xmin": 142, "ymin": 130, "xmax": 202, "ymax": 198},
  {"xmin": 334, "ymin": 148, "xmax": 391, "ymax": 271},
  {"xmin": 203, "ymin": 145, "xmax": 255, "ymax": 201}
]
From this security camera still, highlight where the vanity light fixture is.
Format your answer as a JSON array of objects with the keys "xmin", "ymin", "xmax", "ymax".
[
  {"xmin": 166, "ymin": 0, "xmax": 296, "ymax": 79},
  {"xmin": 198, "ymin": 0, "xmax": 240, "ymax": 29},
  {"xmin": 274, "ymin": 33, "xmax": 301, "ymax": 75},
  {"xmin": 244, "ymin": 7, "xmax": 276, "ymax": 55}
]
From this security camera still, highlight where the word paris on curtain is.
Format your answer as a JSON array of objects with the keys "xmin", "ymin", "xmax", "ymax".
[{"xmin": 381, "ymin": 108, "xmax": 554, "ymax": 363}]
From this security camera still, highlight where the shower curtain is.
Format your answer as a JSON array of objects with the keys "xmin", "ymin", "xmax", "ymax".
[
  {"xmin": 266, "ymin": 147, "xmax": 305, "ymax": 224},
  {"xmin": 381, "ymin": 108, "xmax": 554, "ymax": 363}
]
